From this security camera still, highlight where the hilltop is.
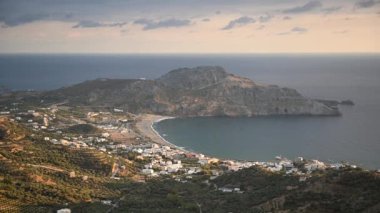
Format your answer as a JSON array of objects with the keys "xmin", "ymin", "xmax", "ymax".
[{"xmin": 41, "ymin": 66, "xmax": 339, "ymax": 117}]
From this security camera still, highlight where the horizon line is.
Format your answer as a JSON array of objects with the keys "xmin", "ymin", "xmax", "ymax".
[{"xmin": 1, "ymin": 52, "xmax": 380, "ymax": 55}]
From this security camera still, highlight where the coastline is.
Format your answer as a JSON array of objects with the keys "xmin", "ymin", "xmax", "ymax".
[
  {"xmin": 135, "ymin": 114, "xmax": 187, "ymax": 152},
  {"xmin": 135, "ymin": 114, "xmax": 373, "ymax": 170}
]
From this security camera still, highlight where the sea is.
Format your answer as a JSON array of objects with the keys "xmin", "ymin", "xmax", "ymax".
[{"xmin": 1, "ymin": 53, "xmax": 380, "ymax": 169}]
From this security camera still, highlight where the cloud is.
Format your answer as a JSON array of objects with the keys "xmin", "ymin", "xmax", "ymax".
[
  {"xmin": 283, "ymin": 16, "xmax": 292, "ymax": 20},
  {"xmin": 277, "ymin": 26, "xmax": 308, "ymax": 35},
  {"xmin": 259, "ymin": 14, "xmax": 273, "ymax": 23},
  {"xmin": 0, "ymin": 1, "xmax": 77, "ymax": 27},
  {"xmin": 283, "ymin": 1, "xmax": 323, "ymax": 13},
  {"xmin": 0, "ymin": 1, "xmax": 361, "ymax": 29},
  {"xmin": 134, "ymin": 18, "xmax": 191, "ymax": 30},
  {"xmin": 256, "ymin": 25, "xmax": 265, "ymax": 30},
  {"xmin": 202, "ymin": 18, "xmax": 210, "ymax": 22},
  {"xmin": 221, "ymin": 16, "xmax": 255, "ymax": 30},
  {"xmin": 355, "ymin": 0, "xmax": 380, "ymax": 8},
  {"xmin": 322, "ymin": 6, "xmax": 343, "ymax": 14},
  {"xmin": 291, "ymin": 27, "xmax": 308, "ymax": 33},
  {"xmin": 72, "ymin": 20, "xmax": 127, "ymax": 28},
  {"xmin": 277, "ymin": 32, "xmax": 290, "ymax": 36},
  {"xmin": 0, "ymin": 13, "xmax": 50, "ymax": 27}
]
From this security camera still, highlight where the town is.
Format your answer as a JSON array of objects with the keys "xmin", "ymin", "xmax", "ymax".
[
  {"xmin": 1, "ymin": 97, "xmax": 378, "ymax": 213},
  {"xmin": 1, "ymin": 100, "xmax": 355, "ymax": 186}
]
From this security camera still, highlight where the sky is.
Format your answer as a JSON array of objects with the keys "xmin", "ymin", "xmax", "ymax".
[{"xmin": 0, "ymin": 0, "xmax": 379, "ymax": 53}]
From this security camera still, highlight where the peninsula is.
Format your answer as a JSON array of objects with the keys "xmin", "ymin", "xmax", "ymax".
[
  {"xmin": 0, "ymin": 66, "xmax": 379, "ymax": 212},
  {"xmin": 40, "ymin": 66, "xmax": 340, "ymax": 117}
]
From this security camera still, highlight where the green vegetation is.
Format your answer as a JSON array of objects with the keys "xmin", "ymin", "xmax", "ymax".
[
  {"xmin": 283, "ymin": 168, "xmax": 380, "ymax": 212},
  {"xmin": 0, "ymin": 127, "xmax": 5, "ymax": 140},
  {"xmin": 0, "ymin": 117, "xmax": 27, "ymax": 141},
  {"xmin": 115, "ymin": 179, "xmax": 214, "ymax": 212},
  {"xmin": 0, "ymin": 118, "xmax": 122, "ymax": 212},
  {"xmin": 110, "ymin": 167, "xmax": 380, "ymax": 212},
  {"xmin": 66, "ymin": 124, "xmax": 99, "ymax": 134},
  {"xmin": 1, "ymin": 117, "xmax": 380, "ymax": 212}
]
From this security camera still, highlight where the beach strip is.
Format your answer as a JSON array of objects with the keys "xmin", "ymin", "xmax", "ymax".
[{"xmin": 135, "ymin": 114, "xmax": 185, "ymax": 150}]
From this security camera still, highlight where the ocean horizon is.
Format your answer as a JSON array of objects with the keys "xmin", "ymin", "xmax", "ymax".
[{"xmin": 2, "ymin": 0, "xmax": 379, "ymax": 210}]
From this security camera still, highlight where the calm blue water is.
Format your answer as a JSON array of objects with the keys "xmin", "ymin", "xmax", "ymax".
[{"xmin": 1, "ymin": 54, "xmax": 380, "ymax": 169}]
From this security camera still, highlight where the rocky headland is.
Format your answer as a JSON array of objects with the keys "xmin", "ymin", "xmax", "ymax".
[{"xmin": 41, "ymin": 66, "xmax": 340, "ymax": 117}]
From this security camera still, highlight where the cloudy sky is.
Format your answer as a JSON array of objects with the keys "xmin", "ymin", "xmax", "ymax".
[{"xmin": 0, "ymin": 0, "xmax": 379, "ymax": 53}]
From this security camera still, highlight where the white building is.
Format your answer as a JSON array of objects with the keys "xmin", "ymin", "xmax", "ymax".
[
  {"xmin": 101, "ymin": 200, "xmax": 113, "ymax": 205},
  {"xmin": 60, "ymin": 139, "xmax": 70, "ymax": 146},
  {"xmin": 219, "ymin": 187, "xmax": 233, "ymax": 193},
  {"xmin": 113, "ymin": 108, "xmax": 124, "ymax": 113},
  {"xmin": 57, "ymin": 208, "xmax": 71, "ymax": 213},
  {"xmin": 144, "ymin": 163, "xmax": 153, "ymax": 169},
  {"xmin": 305, "ymin": 160, "xmax": 326, "ymax": 172},
  {"xmin": 50, "ymin": 139, "xmax": 60, "ymax": 145},
  {"xmin": 102, "ymin": 132, "xmax": 110, "ymax": 138},
  {"xmin": 142, "ymin": 169, "xmax": 154, "ymax": 175}
]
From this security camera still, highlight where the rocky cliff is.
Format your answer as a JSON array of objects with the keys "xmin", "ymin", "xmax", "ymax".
[{"xmin": 43, "ymin": 66, "xmax": 340, "ymax": 116}]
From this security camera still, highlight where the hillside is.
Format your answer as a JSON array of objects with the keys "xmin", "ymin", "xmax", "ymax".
[
  {"xmin": 0, "ymin": 117, "xmax": 124, "ymax": 212},
  {"xmin": 1, "ymin": 115, "xmax": 379, "ymax": 212},
  {"xmin": 112, "ymin": 167, "xmax": 380, "ymax": 212},
  {"xmin": 42, "ymin": 66, "xmax": 339, "ymax": 117}
]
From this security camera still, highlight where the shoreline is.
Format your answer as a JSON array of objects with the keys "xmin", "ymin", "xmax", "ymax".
[
  {"xmin": 150, "ymin": 117, "xmax": 188, "ymax": 152},
  {"xmin": 135, "ymin": 114, "xmax": 372, "ymax": 170},
  {"xmin": 135, "ymin": 114, "xmax": 188, "ymax": 152}
]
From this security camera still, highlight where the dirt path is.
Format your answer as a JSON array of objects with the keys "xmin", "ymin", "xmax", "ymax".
[{"xmin": 28, "ymin": 164, "xmax": 65, "ymax": 172}]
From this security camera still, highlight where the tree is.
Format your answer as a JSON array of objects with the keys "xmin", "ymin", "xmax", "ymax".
[{"xmin": 0, "ymin": 127, "xmax": 6, "ymax": 140}]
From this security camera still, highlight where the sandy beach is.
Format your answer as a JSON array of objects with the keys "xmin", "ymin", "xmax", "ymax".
[{"xmin": 135, "ymin": 114, "xmax": 177, "ymax": 148}]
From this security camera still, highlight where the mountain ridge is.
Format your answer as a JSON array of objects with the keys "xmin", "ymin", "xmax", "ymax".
[{"xmin": 42, "ymin": 66, "xmax": 340, "ymax": 117}]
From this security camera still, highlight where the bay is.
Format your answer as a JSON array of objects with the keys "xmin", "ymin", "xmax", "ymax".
[{"xmin": 1, "ymin": 53, "xmax": 379, "ymax": 169}]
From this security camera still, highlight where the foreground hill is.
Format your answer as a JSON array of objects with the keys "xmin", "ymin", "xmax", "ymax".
[
  {"xmin": 42, "ymin": 66, "xmax": 339, "ymax": 116},
  {"xmin": 1, "ymin": 117, "xmax": 380, "ymax": 212},
  {"xmin": 0, "ymin": 117, "xmax": 122, "ymax": 212},
  {"xmin": 114, "ymin": 167, "xmax": 380, "ymax": 213}
]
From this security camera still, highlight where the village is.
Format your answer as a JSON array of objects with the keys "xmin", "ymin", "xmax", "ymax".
[{"xmin": 1, "ymin": 101, "xmax": 354, "ymax": 194}]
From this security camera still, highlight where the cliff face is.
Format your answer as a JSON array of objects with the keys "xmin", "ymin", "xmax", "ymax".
[{"xmin": 43, "ymin": 66, "xmax": 339, "ymax": 116}]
